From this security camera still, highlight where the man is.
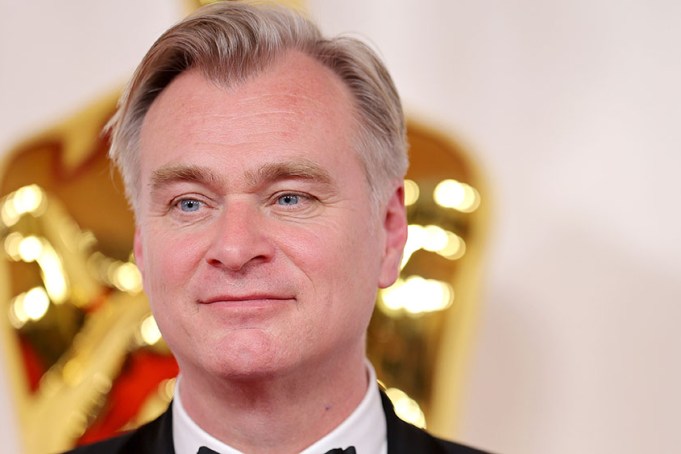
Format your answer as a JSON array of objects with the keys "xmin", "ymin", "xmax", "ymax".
[{"xmin": 69, "ymin": 2, "xmax": 489, "ymax": 453}]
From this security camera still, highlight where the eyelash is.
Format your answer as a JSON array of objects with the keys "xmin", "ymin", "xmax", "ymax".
[
  {"xmin": 272, "ymin": 192, "xmax": 313, "ymax": 208},
  {"xmin": 277, "ymin": 193, "xmax": 299, "ymax": 205},
  {"xmin": 170, "ymin": 196, "xmax": 208, "ymax": 214},
  {"xmin": 177, "ymin": 198, "xmax": 204, "ymax": 212},
  {"xmin": 167, "ymin": 192, "xmax": 315, "ymax": 216}
]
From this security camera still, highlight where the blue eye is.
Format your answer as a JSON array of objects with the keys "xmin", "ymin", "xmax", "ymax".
[
  {"xmin": 178, "ymin": 199, "xmax": 203, "ymax": 212},
  {"xmin": 277, "ymin": 194, "xmax": 300, "ymax": 206}
]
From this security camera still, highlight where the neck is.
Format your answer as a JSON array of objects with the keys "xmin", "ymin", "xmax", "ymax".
[{"xmin": 178, "ymin": 350, "xmax": 369, "ymax": 453}]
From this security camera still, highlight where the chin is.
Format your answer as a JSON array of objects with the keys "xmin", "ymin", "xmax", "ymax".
[{"xmin": 198, "ymin": 332, "xmax": 295, "ymax": 381}]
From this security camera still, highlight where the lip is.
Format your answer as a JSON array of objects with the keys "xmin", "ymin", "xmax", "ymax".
[{"xmin": 198, "ymin": 295, "xmax": 294, "ymax": 306}]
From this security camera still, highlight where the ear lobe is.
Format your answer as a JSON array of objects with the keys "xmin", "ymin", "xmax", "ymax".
[{"xmin": 378, "ymin": 184, "xmax": 408, "ymax": 289}]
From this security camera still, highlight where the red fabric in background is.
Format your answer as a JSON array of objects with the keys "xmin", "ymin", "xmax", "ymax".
[{"xmin": 78, "ymin": 351, "xmax": 178, "ymax": 445}]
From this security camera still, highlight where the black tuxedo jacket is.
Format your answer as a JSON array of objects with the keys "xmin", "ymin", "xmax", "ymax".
[{"xmin": 66, "ymin": 390, "xmax": 489, "ymax": 453}]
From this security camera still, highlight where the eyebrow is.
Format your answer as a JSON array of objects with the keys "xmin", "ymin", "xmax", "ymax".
[
  {"xmin": 246, "ymin": 159, "xmax": 333, "ymax": 187},
  {"xmin": 149, "ymin": 159, "xmax": 334, "ymax": 193},
  {"xmin": 150, "ymin": 165, "xmax": 223, "ymax": 192}
]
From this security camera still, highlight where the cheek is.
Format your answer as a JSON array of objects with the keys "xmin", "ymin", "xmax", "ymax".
[
  {"xmin": 280, "ymin": 221, "xmax": 359, "ymax": 273},
  {"xmin": 342, "ymin": 215, "xmax": 384, "ymax": 274},
  {"xmin": 140, "ymin": 228, "xmax": 206, "ymax": 297},
  {"xmin": 281, "ymin": 215, "xmax": 383, "ymax": 298}
]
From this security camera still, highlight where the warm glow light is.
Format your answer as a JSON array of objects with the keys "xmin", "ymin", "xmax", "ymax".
[
  {"xmin": 38, "ymin": 247, "xmax": 69, "ymax": 303},
  {"xmin": 403, "ymin": 276, "xmax": 453, "ymax": 314},
  {"xmin": 13, "ymin": 185, "xmax": 44, "ymax": 215},
  {"xmin": 381, "ymin": 276, "xmax": 454, "ymax": 315},
  {"xmin": 2, "ymin": 185, "xmax": 46, "ymax": 226},
  {"xmin": 403, "ymin": 179, "xmax": 420, "ymax": 206},
  {"xmin": 381, "ymin": 278, "xmax": 405, "ymax": 311},
  {"xmin": 162, "ymin": 378, "xmax": 176, "ymax": 400},
  {"xmin": 140, "ymin": 315, "xmax": 163, "ymax": 345},
  {"xmin": 112, "ymin": 262, "xmax": 143, "ymax": 293},
  {"xmin": 441, "ymin": 232, "xmax": 466, "ymax": 260},
  {"xmin": 4, "ymin": 232, "xmax": 24, "ymax": 260},
  {"xmin": 421, "ymin": 224, "xmax": 449, "ymax": 252},
  {"xmin": 386, "ymin": 387, "xmax": 426, "ymax": 428},
  {"xmin": 9, "ymin": 294, "xmax": 29, "ymax": 328},
  {"xmin": 1, "ymin": 197, "xmax": 20, "ymax": 227},
  {"xmin": 434, "ymin": 179, "xmax": 465, "ymax": 207},
  {"xmin": 18, "ymin": 236, "xmax": 43, "ymax": 262},
  {"xmin": 433, "ymin": 179, "xmax": 480, "ymax": 213},
  {"xmin": 23, "ymin": 287, "xmax": 50, "ymax": 321},
  {"xmin": 401, "ymin": 225, "xmax": 424, "ymax": 268},
  {"xmin": 401, "ymin": 224, "xmax": 466, "ymax": 268}
]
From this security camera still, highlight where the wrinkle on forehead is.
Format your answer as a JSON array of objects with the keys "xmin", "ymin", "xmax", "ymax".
[{"xmin": 141, "ymin": 52, "xmax": 359, "ymax": 195}]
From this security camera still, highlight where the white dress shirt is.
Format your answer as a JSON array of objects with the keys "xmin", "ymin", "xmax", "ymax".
[{"xmin": 172, "ymin": 361, "xmax": 387, "ymax": 454}]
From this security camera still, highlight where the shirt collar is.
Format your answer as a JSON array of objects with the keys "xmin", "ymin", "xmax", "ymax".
[{"xmin": 172, "ymin": 361, "xmax": 387, "ymax": 454}]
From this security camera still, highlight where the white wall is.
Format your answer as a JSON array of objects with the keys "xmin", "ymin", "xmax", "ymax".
[
  {"xmin": 309, "ymin": 2, "xmax": 681, "ymax": 453},
  {"xmin": 2, "ymin": 1, "xmax": 680, "ymax": 453}
]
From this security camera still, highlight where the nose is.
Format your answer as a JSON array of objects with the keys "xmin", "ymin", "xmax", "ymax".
[{"xmin": 204, "ymin": 200, "xmax": 274, "ymax": 272}]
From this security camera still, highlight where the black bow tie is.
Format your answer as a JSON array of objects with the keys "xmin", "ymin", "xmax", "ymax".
[{"xmin": 197, "ymin": 445, "xmax": 356, "ymax": 454}]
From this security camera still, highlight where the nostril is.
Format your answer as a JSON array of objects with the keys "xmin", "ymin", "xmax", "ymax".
[
  {"xmin": 205, "ymin": 251, "xmax": 272, "ymax": 273},
  {"xmin": 204, "ymin": 235, "xmax": 274, "ymax": 272}
]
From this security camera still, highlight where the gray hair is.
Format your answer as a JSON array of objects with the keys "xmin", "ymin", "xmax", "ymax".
[{"xmin": 107, "ymin": 1, "xmax": 407, "ymax": 212}]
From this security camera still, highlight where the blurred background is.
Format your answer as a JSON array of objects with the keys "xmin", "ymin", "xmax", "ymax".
[{"xmin": 1, "ymin": 1, "xmax": 680, "ymax": 453}]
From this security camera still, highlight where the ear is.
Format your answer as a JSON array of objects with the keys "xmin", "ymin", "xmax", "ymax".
[
  {"xmin": 133, "ymin": 226, "xmax": 145, "ymax": 279},
  {"xmin": 378, "ymin": 183, "xmax": 408, "ymax": 288}
]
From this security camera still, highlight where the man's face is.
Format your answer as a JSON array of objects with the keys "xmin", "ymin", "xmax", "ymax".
[{"xmin": 134, "ymin": 52, "xmax": 406, "ymax": 382}]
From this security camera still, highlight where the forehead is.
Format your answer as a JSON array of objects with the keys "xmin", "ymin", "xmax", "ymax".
[{"xmin": 139, "ymin": 51, "xmax": 358, "ymax": 158}]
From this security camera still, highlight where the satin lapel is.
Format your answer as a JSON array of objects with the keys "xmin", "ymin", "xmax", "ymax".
[
  {"xmin": 153, "ymin": 405, "xmax": 176, "ymax": 454},
  {"xmin": 123, "ymin": 404, "xmax": 176, "ymax": 454},
  {"xmin": 380, "ymin": 389, "xmax": 422, "ymax": 454}
]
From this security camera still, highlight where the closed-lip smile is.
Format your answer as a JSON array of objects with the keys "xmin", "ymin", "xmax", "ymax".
[{"xmin": 198, "ymin": 294, "xmax": 293, "ymax": 305}]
